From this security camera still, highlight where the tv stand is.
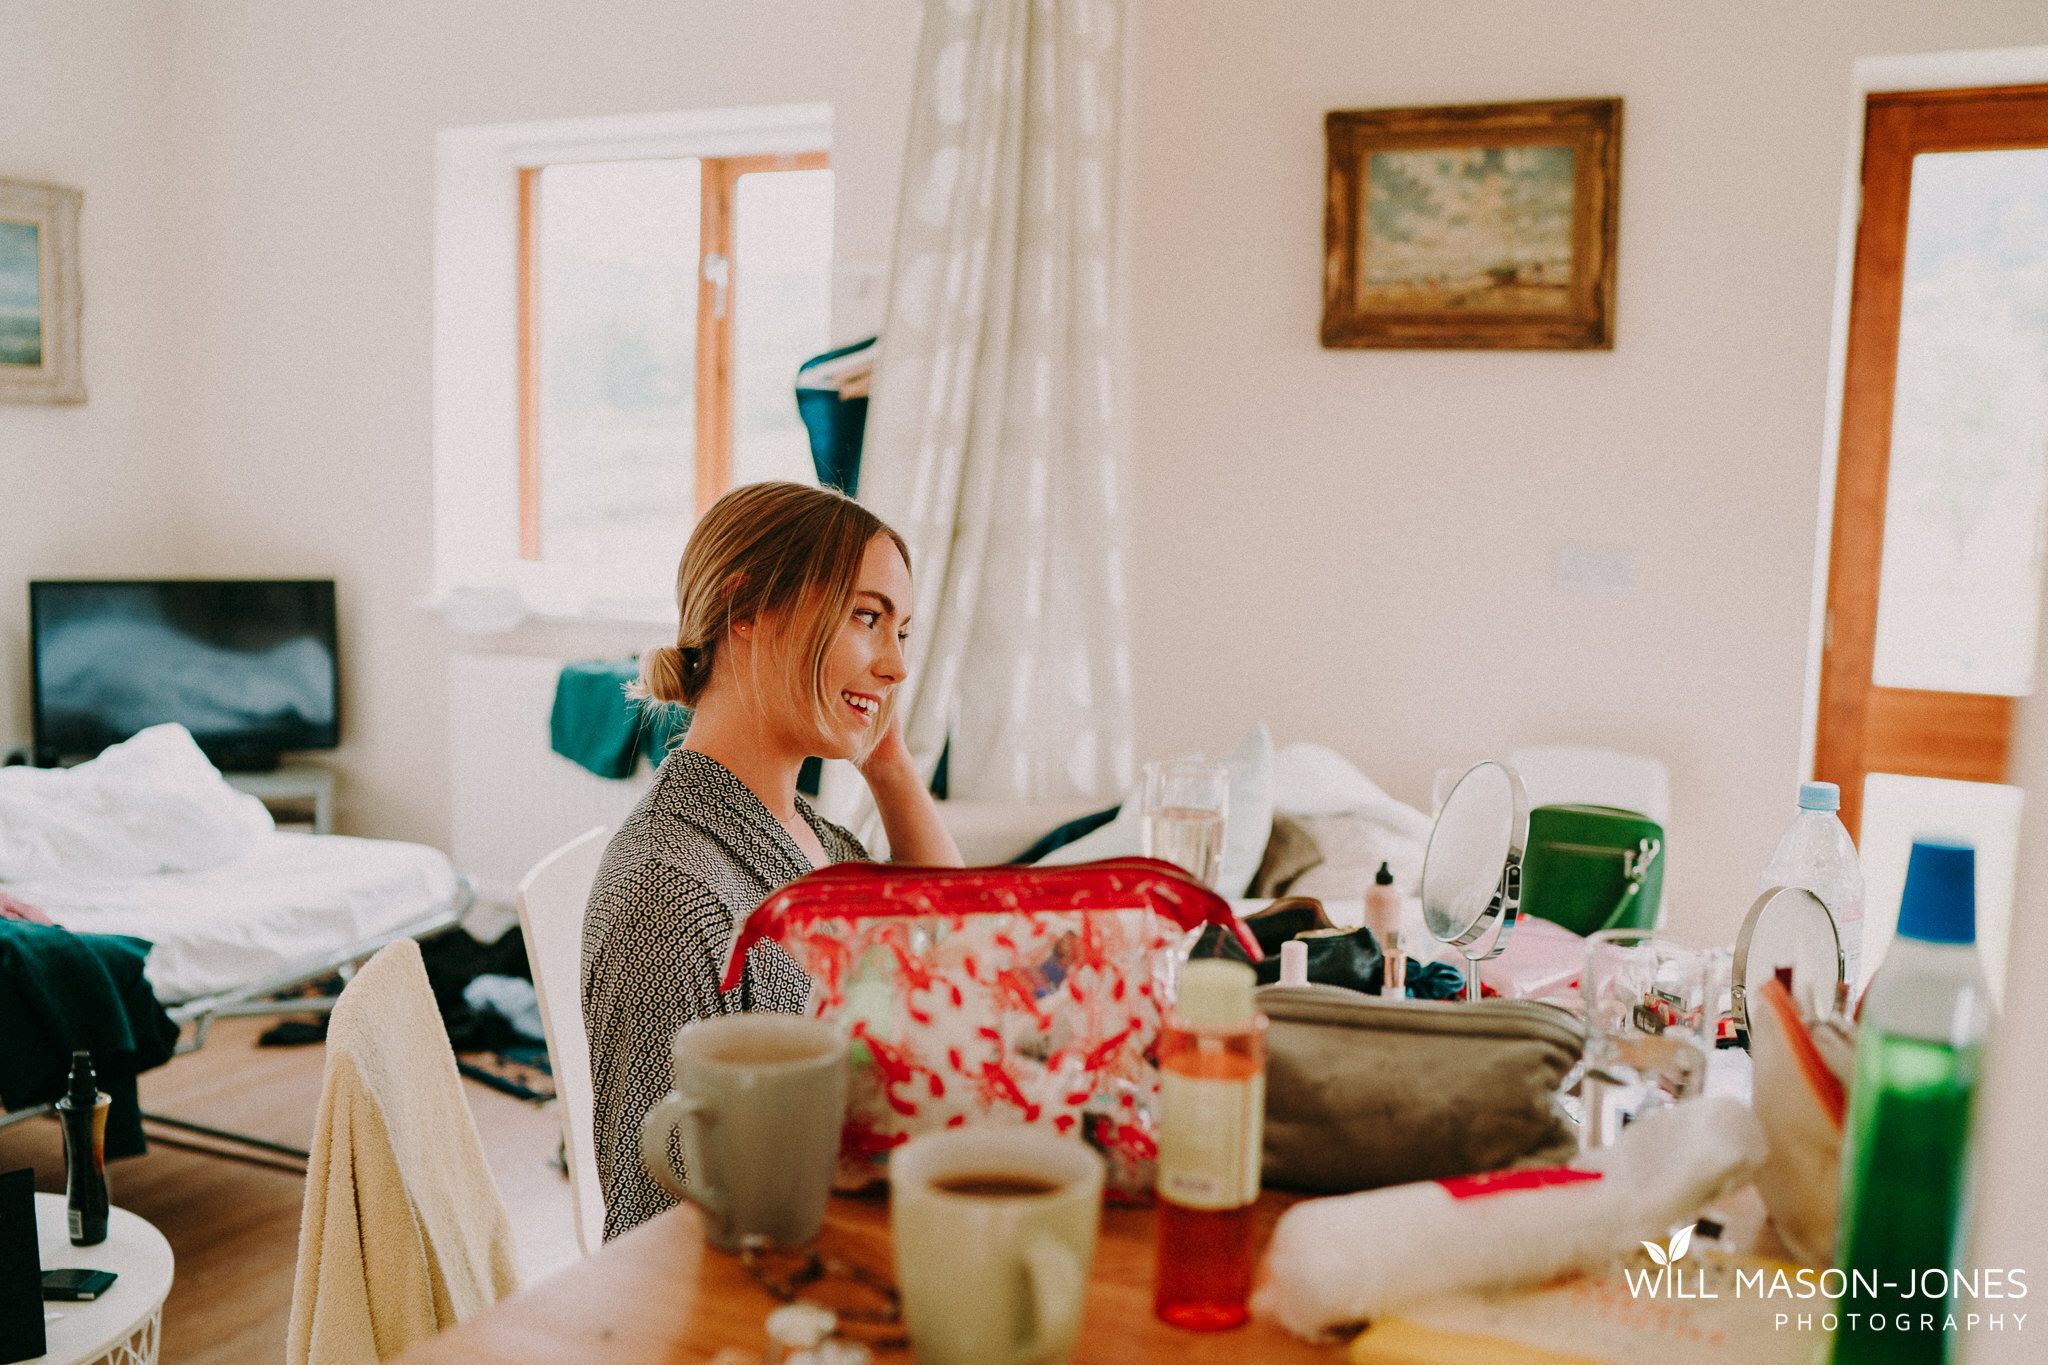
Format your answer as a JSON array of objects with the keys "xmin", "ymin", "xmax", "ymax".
[{"xmin": 223, "ymin": 764, "xmax": 334, "ymax": 835}]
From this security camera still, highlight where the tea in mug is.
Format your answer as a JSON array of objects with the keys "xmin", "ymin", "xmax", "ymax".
[{"xmin": 931, "ymin": 1173, "xmax": 1063, "ymax": 1199}]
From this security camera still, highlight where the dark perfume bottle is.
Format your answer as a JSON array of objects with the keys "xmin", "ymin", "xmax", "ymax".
[{"xmin": 54, "ymin": 1052, "xmax": 109, "ymax": 1247}]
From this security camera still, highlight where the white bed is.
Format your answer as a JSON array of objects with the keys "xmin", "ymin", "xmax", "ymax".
[
  {"xmin": 13, "ymin": 830, "xmax": 468, "ymax": 1008},
  {"xmin": 0, "ymin": 728, "xmax": 473, "ymax": 1162}
]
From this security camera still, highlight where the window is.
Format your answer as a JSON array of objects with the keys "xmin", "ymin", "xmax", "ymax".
[
  {"xmin": 519, "ymin": 155, "xmax": 833, "ymax": 589},
  {"xmin": 433, "ymin": 106, "xmax": 834, "ymax": 623}
]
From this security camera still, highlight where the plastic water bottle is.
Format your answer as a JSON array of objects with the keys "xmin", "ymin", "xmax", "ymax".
[
  {"xmin": 1828, "ymin": 840, "xmax": 1994, "ymax": 1365},
  {"xmin": 1760, "ymin": 781, "xmax": 1866, "ymax": 997}
]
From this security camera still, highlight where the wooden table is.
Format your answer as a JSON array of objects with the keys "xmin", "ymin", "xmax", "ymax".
[{"xmin": 394, "ymin": 1192, "xmax": 1342, "ymax": 1364}]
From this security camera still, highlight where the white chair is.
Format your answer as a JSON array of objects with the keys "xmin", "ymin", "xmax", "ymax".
[
  {"xmin": 516, "ymin": 825, "xmax": 611, "ymax": 1255},
  {"xmin": 1505, "ymin": 746, "xmax": 1672, "ymax": 826}
]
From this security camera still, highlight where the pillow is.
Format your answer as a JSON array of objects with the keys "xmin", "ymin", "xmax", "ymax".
[
  {"xmin": 1034, "ymin": 723, "xmax": 1275, "ymax": 897},
  {"xmin": 1271, "ymin": 742, "xmax": 1432, "ymax": 840},
  {"xmin": 1286, "ymin": 811, "xmax": 1426, "ymax": 908},
  {"xmin": 1250, "ymin": 812, "xmax": 1325, "ymax": 897}
]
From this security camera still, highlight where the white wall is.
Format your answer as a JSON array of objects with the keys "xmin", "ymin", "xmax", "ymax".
[
  {"xmin": 1124, "ymin": 0, "xmax": 2048, "ymax": 946},
  {"xmin": 155, "ymin": 0, "xmax": 920, "ymax": 840},
  {"xmin": 0, "ymin": 0, "xmax": 180, "ymax": 746},
  {"xmin": 12, "ymin": 0, "xmax": 2048, "ymax": 939}
]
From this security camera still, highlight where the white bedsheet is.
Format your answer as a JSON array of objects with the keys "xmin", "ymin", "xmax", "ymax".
[
  {"xmin": 0, "ymin": 723, "xmax": 274, "ymax": 881},
  {"xmin": 15, "ymin": 832, "xmax": 464, "ymax": 1005}
]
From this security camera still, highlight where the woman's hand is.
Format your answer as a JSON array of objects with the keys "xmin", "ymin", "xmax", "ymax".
[
  {"xmin": 856, "ymin": 710, "xmax": 964, "ymax": 867},
  {"xmin": 855, "ymin": 709, "xmax": 918, "ymax": 786}
]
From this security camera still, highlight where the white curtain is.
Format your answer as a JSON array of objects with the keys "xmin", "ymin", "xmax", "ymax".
[{"xmin": 841, "ymin": 0, "xmax": 1133, "ymax": 820}]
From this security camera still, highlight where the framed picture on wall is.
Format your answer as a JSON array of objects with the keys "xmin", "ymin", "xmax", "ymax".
[
  {"xmin": 1321, "ymin": 98, "xmax": 1621, "ymax": 350},
  {"xmin": 0, "ymin": 179, "xmax": 85, "ymax": 403}
]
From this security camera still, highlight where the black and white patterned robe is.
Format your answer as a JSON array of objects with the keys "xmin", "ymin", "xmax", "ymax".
[{"xmin": 581, "ymin": 748, "xmax": 868, "ymax": 1240}]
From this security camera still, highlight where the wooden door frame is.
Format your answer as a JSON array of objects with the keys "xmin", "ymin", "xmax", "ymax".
[
  {"xmin": 693, "ymin": 152, "xmax": 829, "ymax": 516},
  {"xmin": 1816, "ymin": 84, "xmax": 2048, "ymax": 837}
]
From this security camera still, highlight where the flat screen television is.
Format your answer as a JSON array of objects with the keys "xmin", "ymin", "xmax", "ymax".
[{"xmin": 30, "ymin": 579, "xmax": 340, "ymax": 769}]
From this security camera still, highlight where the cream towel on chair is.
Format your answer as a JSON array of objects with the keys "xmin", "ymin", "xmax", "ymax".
[{"xmin": 286, "ymin": 939, "xmax": 519, "ymax": 1364}]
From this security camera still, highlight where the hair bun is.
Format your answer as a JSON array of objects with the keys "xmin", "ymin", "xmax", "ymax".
[{"xmin": 639, "ymin": 645, "xmax": 688, "ymax": 705}]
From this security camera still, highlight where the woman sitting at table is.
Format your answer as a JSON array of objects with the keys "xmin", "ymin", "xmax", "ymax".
[{"xmin": 583, "ymin": 481, "xmax": 962, "ymax": 1240}]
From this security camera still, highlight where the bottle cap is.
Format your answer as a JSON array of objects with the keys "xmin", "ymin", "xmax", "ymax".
[
  {"xmin": 66, "ymin": 1051, "xmax": 95, "ymax": 1107},
  {"xmin": 1278, "ymin": 940, "xmax": 1309, "ymax": 987},
  {"xmin": 1797, "ymin": 781, "xmax": 1840, "ymax": 812},
  {"xmin": 1177, "ymin": 959, "xmax": 1257, "ymax": 1026},
  {"xmin": 1375, "ymin": 861, "xmax": 1394, "ymax": 886},
  {"xmin": 1897, "ymin": 840, "xmax": 1975, "ymax": 945}
]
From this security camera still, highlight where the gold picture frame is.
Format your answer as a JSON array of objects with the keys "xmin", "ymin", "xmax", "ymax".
[
  {"xmin": 1322, "ymin": 98, "xmax": 1621, "ymax": 350},
  {"xmin": 0, "ymin": 179, "xmax": 85, "ymax": 403}
]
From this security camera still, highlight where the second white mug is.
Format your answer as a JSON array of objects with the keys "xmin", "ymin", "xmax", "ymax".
[{"xmin": 890, "ymin": 1126, "xmax": 1105, "ymax": 1365}]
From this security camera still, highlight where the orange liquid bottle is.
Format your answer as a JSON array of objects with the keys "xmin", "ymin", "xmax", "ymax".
[{"xmin": 1153, "ymin": 959, "xmax": 1267, "ymax": 1330}]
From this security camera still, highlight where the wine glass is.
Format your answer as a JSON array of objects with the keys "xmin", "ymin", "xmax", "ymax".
[{"xmin": 1139, "ymin": 760, "xmax": 1229, "ymax": 889}]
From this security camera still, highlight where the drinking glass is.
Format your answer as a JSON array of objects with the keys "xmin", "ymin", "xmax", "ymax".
[
  {"xmin": 1139, "ymin": 760, "xmax": 1229, "ymax": 889},
  {"xmin": 1578, "ymin": 929, "xmax": 1712, "ymax": 1148}
]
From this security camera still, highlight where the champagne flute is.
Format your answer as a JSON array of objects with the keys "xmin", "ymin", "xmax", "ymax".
[{"xmin": 1139, "ymin": 760, "xmax": 1229, "ymax": 889}]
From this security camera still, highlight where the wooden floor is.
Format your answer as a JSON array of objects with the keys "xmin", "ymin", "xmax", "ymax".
[{"xmin": 0, "ymin": 1017, "xmax": 581, "ymax": 1365}]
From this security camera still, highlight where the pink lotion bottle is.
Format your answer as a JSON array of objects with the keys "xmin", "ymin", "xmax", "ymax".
[{"xmin": 1364, "ymin": 862, "xmax": 1405, "ymax": 995}]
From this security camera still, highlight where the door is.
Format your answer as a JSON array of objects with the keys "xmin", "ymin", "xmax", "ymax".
[{"xmin": 1817, "ymin": 84, "xmax": 2048, "ymax": 995}]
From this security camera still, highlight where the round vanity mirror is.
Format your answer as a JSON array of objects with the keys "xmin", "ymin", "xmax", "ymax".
[
  {"xmin": 1420, "ymin": 760, "xmax": 1532, "ymax": 1002},
  {"xmin": 1731, "ymin": 885, "xmax": 1846, "ymax": 1043}
]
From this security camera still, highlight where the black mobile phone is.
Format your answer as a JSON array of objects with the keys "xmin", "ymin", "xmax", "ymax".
[{"xmin": 41, "ymin": 1268, "xmax": 118, "ymax": 1301}]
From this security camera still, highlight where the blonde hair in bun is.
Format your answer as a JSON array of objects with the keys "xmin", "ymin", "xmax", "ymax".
[{"xmin": 637, "ymin": 644, "xmax": 691, "ymax": 706}]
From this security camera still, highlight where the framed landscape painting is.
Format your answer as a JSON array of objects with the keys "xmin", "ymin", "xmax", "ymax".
[
  {"xmin": 0, "ymin": 180, "xmax": 84, "ymax": 403},
  {"xmin": 1322, "ymin": 98, "xmax": 1621, "ymax": 350}
]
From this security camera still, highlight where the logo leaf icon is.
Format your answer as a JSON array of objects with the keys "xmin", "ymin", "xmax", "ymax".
[
  {"xmin": 1642, "ymin": 1241, "xmax": 1668, "ymax": 1266},
  {"xmin": 1668, "ymin": 1225, "xmax": 1694, "ymax": 1262}
]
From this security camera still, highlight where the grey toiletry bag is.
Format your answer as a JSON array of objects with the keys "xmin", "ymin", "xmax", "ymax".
[{"xmin": 1258, "ymin": 983, "xmax": 1584, "ymax": 1194}]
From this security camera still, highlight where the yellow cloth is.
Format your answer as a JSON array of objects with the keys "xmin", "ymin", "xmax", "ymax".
[{"xmin": 286, "ymin": 939, "xmax": 519, "ymax": 1364}]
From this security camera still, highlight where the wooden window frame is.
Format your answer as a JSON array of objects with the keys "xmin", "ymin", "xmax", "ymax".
[
  {"xmin": 1816, "ymin": 85, "xmax": 2048, "ymax": 837},
  {"xmin": 516, "ymin": 151, "xmax": 829, "ymax": 561}
]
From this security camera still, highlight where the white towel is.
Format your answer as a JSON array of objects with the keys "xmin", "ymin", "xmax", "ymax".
[
  {"xmin": 287, "ymin": 939, "xmax": 519, "ymax": 1363},
  {"xmin": 1254, "ymin": 1098, "xmax": 1768, "ymax": 1340}
]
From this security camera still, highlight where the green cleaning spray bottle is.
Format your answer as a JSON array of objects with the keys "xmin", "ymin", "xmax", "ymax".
[{"xmin": 1828, "ymin": 840, "xmax": 1994, "ymax": 1365}]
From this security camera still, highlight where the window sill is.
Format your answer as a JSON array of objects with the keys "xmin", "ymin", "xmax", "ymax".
[{"xmin": 420, "ymin": 583, "xmax": 674, "ymax": 635}]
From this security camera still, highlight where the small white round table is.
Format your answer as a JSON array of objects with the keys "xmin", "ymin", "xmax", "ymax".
[{"xmin": 31, "ymin": 1193, "xmax": 175, "ymax": 1365}]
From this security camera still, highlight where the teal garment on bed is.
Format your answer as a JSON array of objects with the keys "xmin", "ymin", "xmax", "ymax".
[
  {"xmin": 549, "ymin": 659, "xmax": 691, "ymax": 779},
  {"xmin": 0, "ymin": 919, "xmax": 179, "ymax": 1158}
]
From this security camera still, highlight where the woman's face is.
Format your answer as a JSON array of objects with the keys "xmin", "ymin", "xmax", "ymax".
[{"xmin": 814, "ymin": 533, "xmax": 913, "ymax": 760}]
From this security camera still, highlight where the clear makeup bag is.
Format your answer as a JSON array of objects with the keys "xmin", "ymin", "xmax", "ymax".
[{"xmin": 723, "ymin": 858, "xmax": 1256, "ymax": 1195}]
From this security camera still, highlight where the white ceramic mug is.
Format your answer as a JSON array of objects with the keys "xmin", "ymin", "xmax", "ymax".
[
  {"xmin": 890, "ymin": 1126, "xmax": 1105, "ymax": 1365},
  {"xmin": 639, "ymin": 1012, "xmax": 847, "ymax": 1250}
]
